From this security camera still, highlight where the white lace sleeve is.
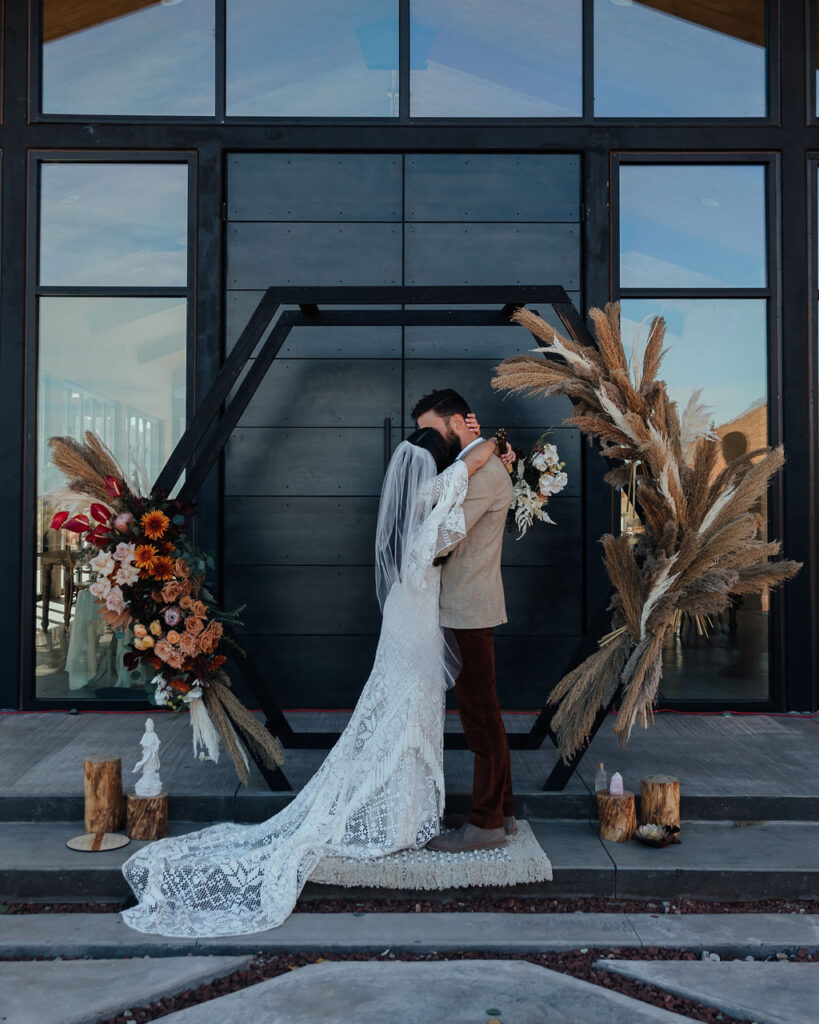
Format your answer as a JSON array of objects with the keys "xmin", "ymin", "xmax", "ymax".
[{"xmin": 433, "ymin": 460, "xmax": 468, "ymax": 555}]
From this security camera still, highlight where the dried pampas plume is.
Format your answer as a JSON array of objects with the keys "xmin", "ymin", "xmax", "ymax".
[{"xmin": 493, "ymin": 303, "xmax": 801, "ymax": 760}]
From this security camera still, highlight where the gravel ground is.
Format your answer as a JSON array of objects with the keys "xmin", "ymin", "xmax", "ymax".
[
  {"xmin": 82, "ymin": 948, "xmax": 819, "ymax": 1024},
  {"xmin": 4, "ymin": 895, "xmax": 819, "ymax": 914}
]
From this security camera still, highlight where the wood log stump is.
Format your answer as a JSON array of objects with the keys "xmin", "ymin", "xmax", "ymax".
[
  {"xmin": 83, "ymin": 755, "xmax": 125, "ymax": 833},
  {"xmin": 640, "ymin": 774, "xmax": 680, "ymax": 831},
  {"xmin": 596, "ymin": 789, "xmax": 637, "ymax": 842},
  {"xmin": 126, "ymin": 791, "xmax": 168, "ymax": 841}
]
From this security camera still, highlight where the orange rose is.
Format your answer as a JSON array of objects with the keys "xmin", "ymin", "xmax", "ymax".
[
  {"xmin": 174, "ymin": 558, "xmax": 191, "ymax": 578},
  {"xmin": 161, "ymin": 581, "xmax": 184, "ymax": 603},
  {"xmin": 184, "ymin": 616, "xmax": 205, "ymax": 636},
  {"xmin": 179, "ymin": 595, "xmax": 194, "ymax": 610},
  {"xmin": 192, "ymin": 600, "xmax": 208, "ymax": 618},
  {"xmin": 198, "ymin": 632, "xmax": 215, "ymax": 654},
  {"xmin": 166, "ymin": 630, "xmax": 181, "ymax": 645},
  {"xmin": 133, "ymin": 624, "xmax": 147, "ymax": 639}
]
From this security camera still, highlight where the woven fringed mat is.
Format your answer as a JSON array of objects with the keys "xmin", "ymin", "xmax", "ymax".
[{"xmin": 310, "ymin": 820, "xmax": 552, "ymax": 891}]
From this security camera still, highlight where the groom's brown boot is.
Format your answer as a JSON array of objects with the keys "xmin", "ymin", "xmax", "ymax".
[
  {"xmin": 425, "ymin": 822, "xmax": 507, "ymax": 852},
  {"xmin": 442, "ymin": 812, "xmax": 518, "ymax": 836}
]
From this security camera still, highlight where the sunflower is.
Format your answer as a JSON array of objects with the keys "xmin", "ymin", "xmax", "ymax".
[
  {"xmin": 141, "ymin": 509, "xmax": 170, "ymax": 540},
  {"xmin": 150, "ymin": 555, "xmax": 175, "ymax": 581},
  {"xmin": 134, "ymin": 543, "xmax": 158, "ymax": 569}
]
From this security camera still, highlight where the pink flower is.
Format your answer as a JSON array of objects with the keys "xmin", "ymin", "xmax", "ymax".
[
  {"xmin": 105, "ymin": 586, "xmax": 126, "ymax": 613},
  {"xmin": 114, "ymin": 512, "xmax": 133, "ymax": 531},
  {"xmin": 163, "ymin": 605, "xmax": 182, "ymax": 628},
  {"xmin": 113, "ymin": 542, "xmax": 135, "ymax": 563}
]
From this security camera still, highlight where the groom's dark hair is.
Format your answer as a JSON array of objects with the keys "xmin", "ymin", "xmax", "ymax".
[{"xmin": 411, "ymin": 389, "xmax": 470, "ymax": 421}]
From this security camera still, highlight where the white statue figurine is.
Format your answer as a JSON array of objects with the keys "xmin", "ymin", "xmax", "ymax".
[{"xmin": 133, "ymin": 718, "xmax": 163, "ymax": 798}]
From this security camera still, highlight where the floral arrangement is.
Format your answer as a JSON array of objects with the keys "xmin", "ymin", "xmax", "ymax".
[
  {"xmin": 492, "ymin": 303, "xmax": 801, "ymax": 759},
  {"xmin": 505, "ymin": 433, "xmax": 567, "ymax": 538},
  {"xmin": 47, "ymin": 432, "xmax": 283, "ymax": 783}
]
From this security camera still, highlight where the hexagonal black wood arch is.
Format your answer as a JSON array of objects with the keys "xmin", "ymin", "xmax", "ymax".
[{"xmin": 155, "ymin": 287, "xmax": 618, "ymax": 792}]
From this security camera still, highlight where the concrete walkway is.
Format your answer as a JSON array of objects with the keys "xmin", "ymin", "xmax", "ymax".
[
  {"xmin": 0, "ymin": 955, "xmax": 251, "ymax": 1024},
  {"xmin": 599, "ymin": 959, "xmax": 819, "ymax": 1024},
  {"xmin": 2, "ymin": 911, "xmax": 818, "ymax": 959},
  {"xmin": 146, "ymin": 960, "xmax": 698, "ymax": 1024}
]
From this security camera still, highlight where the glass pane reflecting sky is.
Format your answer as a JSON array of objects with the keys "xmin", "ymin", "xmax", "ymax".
[
  {"xmin": 620, "ymin": 299, "xmax": 767, "ymax": 431},
  {"xmin": 228, "ymin": 0, "xmax": 399, "ymax": 116},
  {"xmin": 42, "ymin": 0, "xmax": 214, "ymax": 116},
  {"xmin": 40, "ymin": 163, "xmax": 188, "ymax": 287},
  {"xmin": 620, "ymin": 165, "xmax": 767, "ymax": 289},
  {"xmin": 38, "ymin": 297, "xmax": 187, "ymax": 492},
  {"xmin": 410, "ymin": 0, "xmax": 582, "ymax": 117},
  {"xmin": 594, "ymin": 0, "xmax": 765, "ymax": 117}
]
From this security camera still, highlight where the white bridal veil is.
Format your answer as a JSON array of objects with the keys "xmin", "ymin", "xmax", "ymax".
[{"xmin": 374, "ymin": 439, "xmax": 466, "ymax": 689}]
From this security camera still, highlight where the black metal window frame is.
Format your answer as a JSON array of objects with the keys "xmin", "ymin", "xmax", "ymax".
[
  {"xmin": 20, "ymin": 148, "xmax": 198, "ymax": 711},
  {"xmin": 27, "ymin": 0, "xmax": 780, "ymax": 127},
  {"xmin": 611, "ymin": 150, "xmax": 784, "ymax": 711},
  {"xmin": 808, "ymin": 152, "xmax": 819, "ymax": 705}
]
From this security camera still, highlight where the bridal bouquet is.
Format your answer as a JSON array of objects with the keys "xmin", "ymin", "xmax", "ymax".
[
  {"xmin": 506, "ymin": 432, "xmax": 567, "ymax": 538},
  {"xmin": 47, "ymin": 432, "xmax": 283, "ymax": 782}
]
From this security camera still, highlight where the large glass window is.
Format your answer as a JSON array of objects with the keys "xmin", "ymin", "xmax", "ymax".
[
  {"xmin": 42, "ymin": 0, "xmax": 215, "ymax": 116},
  {"xmin": 410, "ymin": 0, "xmax": 582, "ymax": 117},
  {"xmin": 227, "ymin": 0, "xmax": 399, "ymax": 117},
  {"xmin": 618, "ymin": 162, "xmax": 770, "ymax": 702},
  {"xmin": 595, "ymin": 0, "xmax": 765, "ymax": 117},
  {"xmin": 619, "ymin": 165, "xmax": 766, "ymax": 289},
  {"xmin": 40, "ymin": 163, "xmax": 188, "ymax": 286},
  {"xmin": 34, "ymin": 161, "xmax": 190, "ymax": 702}
]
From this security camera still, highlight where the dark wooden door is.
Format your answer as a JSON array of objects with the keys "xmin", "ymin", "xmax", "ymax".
[{"xmin": 224, "ymin": 153, "xmax": 583, "ymax": 709}]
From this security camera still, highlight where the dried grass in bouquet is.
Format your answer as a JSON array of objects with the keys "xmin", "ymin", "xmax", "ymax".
[
  {"xmin": 492, "ymin": 304, "xmax": 801, "ymax": 761},
  {"xmin": 46, "ymin": 430, "xmax": 284, "ymax": 782}
]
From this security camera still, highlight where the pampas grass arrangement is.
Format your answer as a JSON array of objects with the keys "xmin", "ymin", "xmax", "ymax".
[{"xmin": 492, "ymin": 303, "xmax": 801, "ymax": 760}]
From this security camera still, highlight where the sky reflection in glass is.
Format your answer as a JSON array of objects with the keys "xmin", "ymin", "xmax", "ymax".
[
  {"xmin": 40, "ymin": 163, "xmax": 188, "ymax": 288},
  {"xmin": 42, "ymin": 0, "xmax": 214, "ymax": 116},
  {"xmin": 594, "ymin": 0, "xmax": 765, "ymax": 117},
  {"xmin": 411, "ymin": 0, "xmax": 582, "ymax": 116},
  {"xmin": 620, "ymin": 299, "xmax": 767, "ymax": 434},
  {"xmin": 227, "ymin": 0, "xmax": 399, "ymax": 116},
  {"xmin": 620, "ymin": 165, "xmax": 767, "ymax": 289}
]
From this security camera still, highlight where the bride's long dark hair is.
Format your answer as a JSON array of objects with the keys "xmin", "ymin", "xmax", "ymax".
[{"xmin": 406, "ymin": 427, "xmax": 456, "ymax": 472}]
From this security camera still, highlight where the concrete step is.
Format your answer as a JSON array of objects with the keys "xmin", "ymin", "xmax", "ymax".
[
  {"xmin": 3, "ymin": 711, "xmax": 818, "ymax": 823},
  {"xmin": 2, "ymin": 819, "xmax": 818, "ymax": 904},
  {"xmin": 2, "ymin": 911, "xmax": 818, "ymax": 959}
]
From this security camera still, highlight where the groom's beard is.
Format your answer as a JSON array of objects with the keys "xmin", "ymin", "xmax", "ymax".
[{"xmin": 445, "ymin": 430, "xmax": 462, "ymax": 464}]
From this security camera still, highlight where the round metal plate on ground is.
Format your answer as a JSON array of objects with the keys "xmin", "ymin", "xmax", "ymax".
[{"xmin": 66, "ymin": 832, "xmax": 131, "ymax": 852}]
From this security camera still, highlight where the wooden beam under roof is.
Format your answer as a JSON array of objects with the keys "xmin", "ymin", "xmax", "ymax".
[{"xmin": 43, "ymin": 0, "xmax": 158, "ymax": 43}]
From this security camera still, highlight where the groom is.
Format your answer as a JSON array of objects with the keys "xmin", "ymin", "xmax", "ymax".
[{"xmin": 412, "ymin": 389, "xmax": 516, "ymax": 852}]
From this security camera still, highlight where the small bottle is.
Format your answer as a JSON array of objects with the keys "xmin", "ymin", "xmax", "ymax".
[
  {"xmin": 594, "ymin": 762, "xmax": 607, "ymax": 792},
  {"xmin": 609, "ymin": 772, "xmax": 624, "ymax": 797}
]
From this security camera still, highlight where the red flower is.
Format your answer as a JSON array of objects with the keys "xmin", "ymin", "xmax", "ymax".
[
  {"xmin": 50, "ymin": 510, "xmax": 69, "ymax": 531},
  {"xmin": 86, "ymin": 525, "xmax": 110, "ymax": 547},
  {"xmin": 104, "ymin": 475, "xmax": 123, "ymax": 498},
  {"xmin": 90, "ymin": 503, "xmax": 111, "ymax": 524},
  {"xmin": 64, "ymin": 514, "xmax": 91, "ymax": 533}
]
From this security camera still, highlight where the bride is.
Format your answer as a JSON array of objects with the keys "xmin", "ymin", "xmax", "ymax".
[{"xmin": 121, "ymin": 425, "xmax": 503, "ymax": 936}]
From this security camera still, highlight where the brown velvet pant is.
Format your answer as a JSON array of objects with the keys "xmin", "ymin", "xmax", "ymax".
[{"xmin": 452, "ymin": 627, "xmax": 514, "ymax": 830}]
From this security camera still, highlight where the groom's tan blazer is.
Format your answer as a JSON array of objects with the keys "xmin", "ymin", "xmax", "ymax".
[{"xmin": 438, "ymin": 453, "xmax": 514, "ymax": 630}]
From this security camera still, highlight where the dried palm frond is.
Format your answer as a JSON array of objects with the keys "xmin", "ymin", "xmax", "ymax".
[{"xmin": 493, "ymin": 302, "xmax": 801, "ymax": 760}]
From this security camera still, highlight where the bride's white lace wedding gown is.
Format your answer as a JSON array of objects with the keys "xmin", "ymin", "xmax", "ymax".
[{"xmin": 121, "ymin": 455, "xmax": 468, "ymax": 936}]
